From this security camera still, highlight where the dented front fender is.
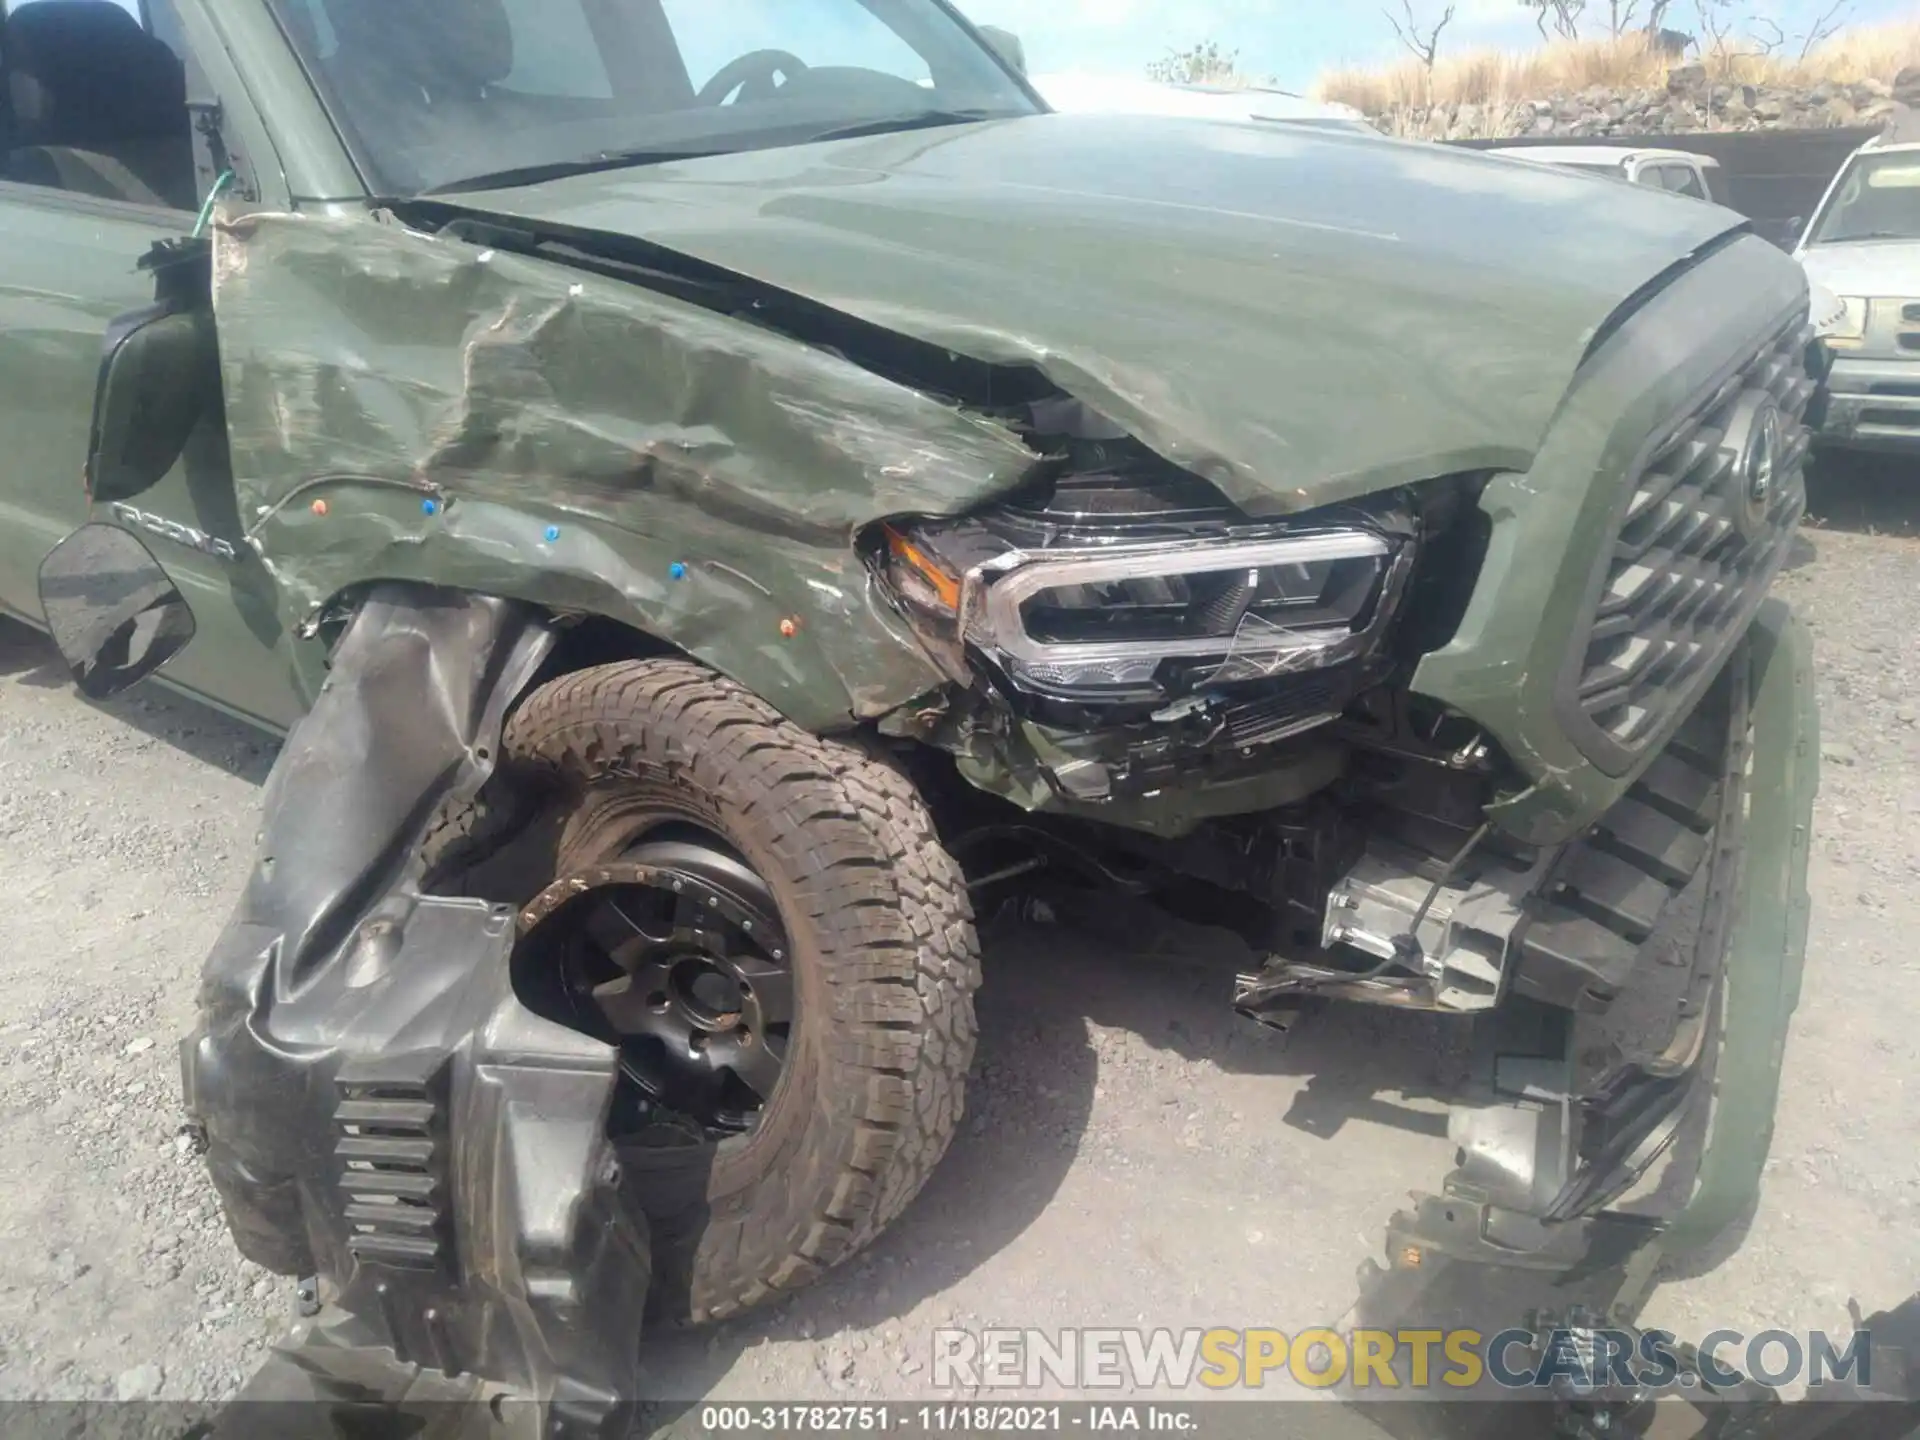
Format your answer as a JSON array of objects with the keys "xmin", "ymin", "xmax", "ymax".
[{"xmin": 212, "ymin": 210, "xmax": 1043, "ymax": 729}]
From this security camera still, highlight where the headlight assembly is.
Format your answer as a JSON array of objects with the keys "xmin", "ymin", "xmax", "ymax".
[
  {"xmin": 969, "ymin": 531, "xmax": 1401, "ymax": 692},
  {"xmin": 1817, "ymin": 293, "xmax": 1869, "ymax": 346},
  {"xmin": 881, "ymin": 515, "xmax": 1413, "ymax": 701}
]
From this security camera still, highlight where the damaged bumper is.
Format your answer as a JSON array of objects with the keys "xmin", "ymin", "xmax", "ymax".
[
  {"xmin": 1354, "ymin": 599, "xmax": 1817, "ymax": 1351},
  {"xmin": 182, "ymin": 587, "xmax": 649, "ymax": 1434},
  {"xmin": 1815, "ymin": 354, "xmax": 1920, "ymax": 454}
]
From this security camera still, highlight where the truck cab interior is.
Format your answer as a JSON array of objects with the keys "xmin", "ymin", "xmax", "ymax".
[{"xmin": 0, "ymin": 0, "xmax": 196, "ymax": 210}]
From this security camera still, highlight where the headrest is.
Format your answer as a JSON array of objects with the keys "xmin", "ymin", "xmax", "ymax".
[
  {"xmin": 322, "ymin": 0, "xmax": 514, "ymax": 94},
  {"xmin": 4, "ymin": 0, "xmax": 187, "ymax": 144}
]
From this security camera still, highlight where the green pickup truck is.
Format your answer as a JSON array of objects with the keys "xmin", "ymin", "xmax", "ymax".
[{"xmin": 0, "ymin": 0, "xmax": 1818, "ymax": 1408}]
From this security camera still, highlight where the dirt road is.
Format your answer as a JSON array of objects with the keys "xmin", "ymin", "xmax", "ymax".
[{"xmin": 0, "ymin": 457, "xmax": 1915, "ymax": 1415}]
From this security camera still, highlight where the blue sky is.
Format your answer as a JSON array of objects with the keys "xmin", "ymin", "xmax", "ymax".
[
  {"xmin": 72, "ymin": 0, "xmax": 1916, "ymax": 94},
  {"xmin": 953, "ymin": 0, "xmax": 1919, "ymax": 90}
]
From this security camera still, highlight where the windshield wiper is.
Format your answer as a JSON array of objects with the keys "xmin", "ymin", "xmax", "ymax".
[
  {"xmin": 425, "ymin": 146, "xmax": 731, "ymax": 196},
  {"xmin": 1824, "ymin": 231, "xmax": 1919, "ymax": 243},
  {"xmin": 799, "ymin": 108, "xmax": 1003, "ymax": 145}
]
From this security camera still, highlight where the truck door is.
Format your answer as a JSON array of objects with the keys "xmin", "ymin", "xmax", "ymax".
[{"xmin": 0, "ymin": 0, "xmax": 308, "ymax": 729}]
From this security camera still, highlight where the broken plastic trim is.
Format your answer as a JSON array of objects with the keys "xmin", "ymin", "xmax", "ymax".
[
  {"xmin": 182, "ymin": 586, "xmax": 651, "ymax": 1433},
  {"xmin": 1347, "ymin": 603, "xmax": 1817, "ymax": 1418}
]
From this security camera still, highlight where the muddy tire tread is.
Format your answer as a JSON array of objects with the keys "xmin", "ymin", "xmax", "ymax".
[{"xmin": 501, "ymin": 659, "xmax": 980, "ymax": 1323}]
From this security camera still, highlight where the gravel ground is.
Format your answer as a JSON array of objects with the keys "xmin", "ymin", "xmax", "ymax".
[{"xmin": 0, "ymin": 454, "xmax": 1915, "ymax": 1420}]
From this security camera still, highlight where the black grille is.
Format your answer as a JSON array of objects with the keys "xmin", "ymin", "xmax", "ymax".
[
  {"xmin": 335, "ymin": 1078, "xmax": 446, "ymax": 1271},
  {"xmin": 1223, "ymin": 676, "xmax": 1341, "ymax": 747},
  {"xmin": 1575, "ymin": 316, "xmax": 1812, "ymax": 751}
]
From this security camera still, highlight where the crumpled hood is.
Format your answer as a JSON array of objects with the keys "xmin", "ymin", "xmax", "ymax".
[
  {"xmin": 462, "ymin": 114, "xmax": 1747, "ymax": 512},
  {"xmin": 1798, "ymin": 240, "xmax": 1920, "ymax": 299}
]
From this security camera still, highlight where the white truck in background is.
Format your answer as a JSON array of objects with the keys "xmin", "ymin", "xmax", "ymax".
[
  {"xmin": 1485, "ymin": 143, "xmax": 1726, "ymax": 202},
  {"xmin": 1794, "ymin": 136, "xmax": 1920, "ymax": 456}
]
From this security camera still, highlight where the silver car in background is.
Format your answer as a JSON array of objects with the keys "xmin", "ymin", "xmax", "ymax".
[{"xmin": 1796, "ymin": 137, "xmax": 1920, "ymax": 456}]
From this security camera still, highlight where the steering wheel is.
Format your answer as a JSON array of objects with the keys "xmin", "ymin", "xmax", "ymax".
[{"xmin": 696, "ymin": 49, "xmax": 811, "ymax": 107}]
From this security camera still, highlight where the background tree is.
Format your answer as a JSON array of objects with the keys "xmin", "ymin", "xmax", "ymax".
[
  {"xmin": 1386, "ymin": 0, "xmax": 1457, "ymax": 92},
  {"xmin": 1519, "ymin": 0, "xmax": 1586, "ymax": 39},
  {"xmin": 1689, "ymin": 0, "xmax": 1846, "ymax": 66},
  {"xmin": 1592, "ymin": 0, "xmax": 1681, "ymax": 35},
  {"xmin": 1146, "ymin": 41, "xmax": 1250, "ymax": 86},
  {"xmin": 1794, "ymin": 0, "xmax": 1852, "ymax": 60},
  {"xmin": 1692, "ymin": 0, "xmax": 1737, "ymax": 63}
]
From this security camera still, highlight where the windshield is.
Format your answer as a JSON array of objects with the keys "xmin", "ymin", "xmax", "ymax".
[
  {"xmin": 269, "ymin": 0, "xmax": 1039, "ymax": 196},
  {"xmin": 1807, "ymin": 151, "xmax": 1920, "ymax": 245}
]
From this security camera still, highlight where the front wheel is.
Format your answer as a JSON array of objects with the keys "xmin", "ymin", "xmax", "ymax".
[{"xmin": 498, "ymin": 659, "xmax": 980, "ymax": 1324}]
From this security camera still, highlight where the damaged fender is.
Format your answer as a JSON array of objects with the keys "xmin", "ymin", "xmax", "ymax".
[
  {"xmin": 210, "ymin": 210, "xmax": 1043, "ymax": 730},
  {"xmin": 182, "ymin": 585, "xmax": 649, "ymax": 1430}
]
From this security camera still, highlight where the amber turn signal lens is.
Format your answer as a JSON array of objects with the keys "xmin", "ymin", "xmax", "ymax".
[{"xmin": 884, "ymin": 526, "xmax": 961, "ymax": 612}]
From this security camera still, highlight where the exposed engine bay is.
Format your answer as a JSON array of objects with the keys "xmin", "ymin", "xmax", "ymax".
[
  {"xmin": 832, "ymin": 401, "xmax": 1788, "ymax": 1252},
  {"xmin": 854, "ymin": 403, "xmax": 1682, "ymax": 1033},
  {"xmin": 871, "ymin": 399, "xmax": 1429, "ymax": 808}
]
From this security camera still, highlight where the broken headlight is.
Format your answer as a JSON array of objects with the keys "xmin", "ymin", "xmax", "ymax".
[{"xmin": 882, "ymin": 515, "xmax": 1412, "ymax": 702}]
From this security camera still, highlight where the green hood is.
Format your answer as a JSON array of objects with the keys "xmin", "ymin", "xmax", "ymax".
[{"xmin": 460, "ymin": 113, "xmax": 1746, "ymax": 512}]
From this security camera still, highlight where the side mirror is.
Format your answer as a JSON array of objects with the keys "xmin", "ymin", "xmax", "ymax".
[
  {"xmin": 976, "ymin": 24, "xmax": 1027, "ymax": 77},
  {"xmin": 38, "ymin": 524, "xmax": 196, "ymax": 700},
  {"xmin": 87, "ymin": 237, "xmax": 220, "ymax": 506}
]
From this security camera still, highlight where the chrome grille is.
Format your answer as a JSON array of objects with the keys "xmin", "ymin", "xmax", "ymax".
[{"xmin": 1576, "ymin": 316, "xmax": 1812, "ymax": 750}]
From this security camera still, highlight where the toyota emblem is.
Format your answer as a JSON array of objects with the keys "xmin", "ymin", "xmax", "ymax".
[{"xmin": 1745, "ymin": 401, "xmax": 1783, "ymax": 516}]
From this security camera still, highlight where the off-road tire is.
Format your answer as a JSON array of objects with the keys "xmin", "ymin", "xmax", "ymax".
[
  {"xmin": 500, "ymin": 658, "xmax": 981, "ymax": 1324},
  {"xmin": 419, "ymin": 786, "xmax": 526, "ymax": 890}
]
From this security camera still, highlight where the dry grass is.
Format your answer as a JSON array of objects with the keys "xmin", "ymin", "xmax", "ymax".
[{"xmin": 1315, "ymin": 18, "xmax": 1920, "ymax": 117}]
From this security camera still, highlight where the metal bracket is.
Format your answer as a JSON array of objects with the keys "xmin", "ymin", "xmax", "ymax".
[{"xmin": 1322, "ymin": 839, "xmax": 1557, "ymax": 1010}]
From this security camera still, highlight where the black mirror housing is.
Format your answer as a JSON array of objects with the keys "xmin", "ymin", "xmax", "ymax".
[
  {"xmin": 87, "ymin": 238, "xmax": 220, "ymax": 506},
  {"xmin": 38, "ymin": 523, "xmax": 197, "ymax": 700}
]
